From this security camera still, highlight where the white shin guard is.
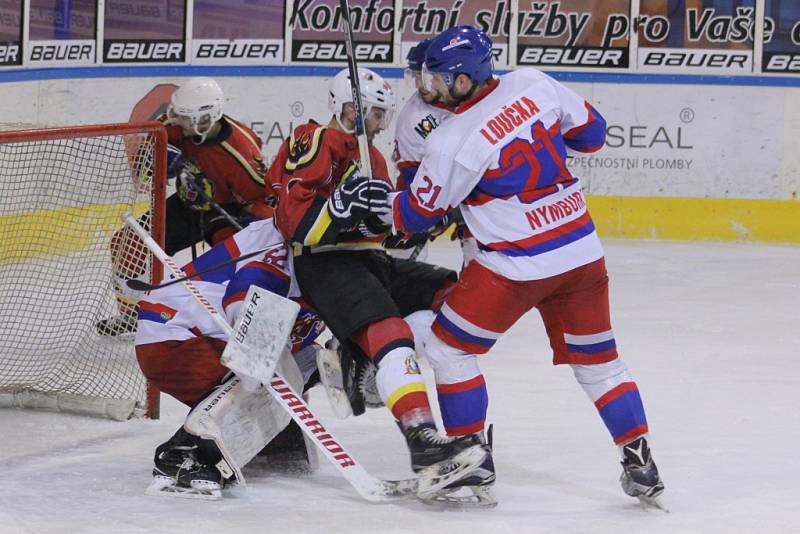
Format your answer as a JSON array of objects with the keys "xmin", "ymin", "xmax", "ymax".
[
  {"xmin": 424, "ymin": 333, "xmax": 480, "ymax": 385},
  {"xmin": 570, "ymin": 358, "xmax": 632, "ymax": 403}
]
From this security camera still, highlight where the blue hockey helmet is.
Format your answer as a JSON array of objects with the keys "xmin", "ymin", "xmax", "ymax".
[
  {"xmin": 423, "ymin": 26, "xmax": 494, "ymax": 89},
  {"xmin": 406, "ymin": 39, "xmax": 432, "ymax": 71}
]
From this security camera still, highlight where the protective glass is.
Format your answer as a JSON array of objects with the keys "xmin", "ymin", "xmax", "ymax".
[
  {"xmin": 365, "ymin": 105, "xmax": 393, "ymax": 130},
  {"xmin": 421, "ymin": 64, "xmax": 453, "ymax": 93},
  {"xmin": 403, "ymin": 67, "xmax": 421, "ymax": 89},
  {"xmin": 166, "ymin": 106, "xmax": 214, "ymax": 139}
]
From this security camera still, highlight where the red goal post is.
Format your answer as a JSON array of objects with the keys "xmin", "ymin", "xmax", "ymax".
[{"xmin": 0, "ymin": 122, "xmax": 167, "ymax": 420}]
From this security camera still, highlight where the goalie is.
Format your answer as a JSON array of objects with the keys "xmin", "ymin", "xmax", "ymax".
[{"xmin": 134, "ymin": 217, "xmax": 324, "ymax": 499}]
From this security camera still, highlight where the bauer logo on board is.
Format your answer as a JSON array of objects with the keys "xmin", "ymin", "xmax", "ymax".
[{"xmin": 103, "ymin": 40, "xmax": 185, "ymax": 63}]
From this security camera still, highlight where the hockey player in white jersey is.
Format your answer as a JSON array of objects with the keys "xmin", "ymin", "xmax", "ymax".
[
  {"xmin": 376, "ymin": 26, "xmax": 665, "ymax": 507},
  {"xmin": 385, "ymin": 39, "xmax": 477, "ymax": 266},
  {"xmin": 135, "ymin": 218, "xmax": 324, "ymax": 499}
]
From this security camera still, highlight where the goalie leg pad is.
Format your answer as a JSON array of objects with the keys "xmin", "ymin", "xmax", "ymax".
[{"xmin": 183, "ymin": 349, "xmax": 304, "ymax": 486}]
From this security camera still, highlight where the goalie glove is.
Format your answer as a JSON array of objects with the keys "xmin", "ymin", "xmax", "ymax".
[
  {"xmin": 327, "ymin": 164, "xmax": 392, "ymax": 228},
  {"xmin": 176, "ymin": 160, "xmax": 215, "ymax": 211}
]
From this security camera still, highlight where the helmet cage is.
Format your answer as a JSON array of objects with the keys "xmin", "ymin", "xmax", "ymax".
[
  {"xmin": 328, "ymin": 68, "xmax": 396, "ymax": 132},
  {"xmin": 166, "ymin": 77, "xmax": 224, "ymax": 143}
]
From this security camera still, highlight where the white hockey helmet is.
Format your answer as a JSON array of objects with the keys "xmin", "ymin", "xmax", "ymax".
[
  {"xmin": 328, "ymin": 68, "xmax": 395, "ymax": 132},
  {"xmin": 167, "ymin": 77, "xmax": 225, "ymax": 142}
]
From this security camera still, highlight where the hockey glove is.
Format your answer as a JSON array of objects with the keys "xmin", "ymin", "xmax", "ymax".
[
  {"xmin": 176, "ymin": 160, "xmax": 215, "ymax": 211},
  {"xmin": 383, "ymin": 231, "xmax": 431, "ymax": 250},
  {"xmin": 166, "ymin": 144, "xmax": 184, "ymax": 181},
  {"xmin": 327, "ymin": 176, "xmax": 392, "ymax": 228}
]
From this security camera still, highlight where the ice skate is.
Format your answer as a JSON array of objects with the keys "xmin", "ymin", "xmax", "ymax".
[
  {"xmin": 95, "ymin": 314, "xmax": 137, "ymax": 338},
  {"xmin": 421, "ymin": 425, "xmax": 497, "ymax": 508},
  {"xmin": 402, "ymin": 421, "xmax": 486, "ymax": 498},
  {"xmin": 146, "ymin": 430, "xmax": 225, "ymax": 501},
  {"xmin": 619, "ymin": 436, "xmax": 668, "ymax": 511}
]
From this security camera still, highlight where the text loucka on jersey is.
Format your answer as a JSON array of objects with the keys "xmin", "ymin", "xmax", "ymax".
[{"xmin": 480, "ymin": 96, "xmax": 540, "ymax": 145}]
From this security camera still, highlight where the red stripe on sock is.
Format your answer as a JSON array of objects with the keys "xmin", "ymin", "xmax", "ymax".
[
  {"xmin": 436, "ymin": 375, "xmax": 486, "ymax": 395},
  {"xmin": 614, "ymin": 424, "xmax": 649, "ymax": 445},
  {"xmin": 445, "ymin": 420, "xmax": 485, "ymax": 436},
  {"xmin": 594, "ymin": 381, "xmax": 638, "ymax": 410}
]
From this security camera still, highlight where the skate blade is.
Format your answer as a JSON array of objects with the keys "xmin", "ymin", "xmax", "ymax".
[
  {"xmin": 145, "ymin": 475, "xmax": 222, "ymax": 501},
  {"xmin": 316, "ymin": 348, "xmax": 352, "ymax": 419},
  {"xmin": 419, "ymin": 485, "xmax": 498, "ymax": 509},
  {"xmin": 380, "ymin": 477, "xmax": 419, "ymax": 499},
  {"xmin": 416, "ymin": 445, "xmax": 487, "ymax": 498}
]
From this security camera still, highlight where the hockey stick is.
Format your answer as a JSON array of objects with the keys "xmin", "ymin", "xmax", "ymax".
[
  {"xmin": 208, "ymin": 199, "xmax": 243, "ymax": 231},
  {"xmin": 338, "ymin": 0, "xmax": 372, "ymax": 178},
  {"xmin": 122, "ymin": 212, "xmax": 416, "ymax": 502},
  {"xmin": 125, "ymin": 242, "xmax": 282, "ymax": 291}
]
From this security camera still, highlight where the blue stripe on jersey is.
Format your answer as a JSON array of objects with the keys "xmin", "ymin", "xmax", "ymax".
[
  {"xmin": 395, "ymin": 191, "xmax": 445, "ymax": 234},
  {"xmin": 566, "ymin": 338, "xmax": 617, "ymax": 355},
  {"xmin": 598, "ymin": 389, "xmax": 648, "ymax": 440},
  {"xmin": 438, "ymin": 384, "xmax": 488, "ymax": 430},
  {"xmin": 436, "ymin": 313, "xmax": 496, "ymax": 348},
  {"xmin": 564, "ymin": 105, "xmax": 606, "ymax": 152},
  {"xmin": 475, "ymin": 123, "xmax": 572, "ymax": 200},
  {"xmin": 397, "ymin": 164, "xmax": 419, "ymax": 191},
  {"xmin": 187, "ymin": 245, "xmax": 236, "ymax": 284},
  {"xmin": 480, "ymin": 219, "xmax": 595, "ymax": 257},
  {"xmin": 138, "ymin": 309, "xmax": 170, "ymax": 324},
  {"xmin": 223, "ymin": 264, "xmax": 290, "ymax": 305}
]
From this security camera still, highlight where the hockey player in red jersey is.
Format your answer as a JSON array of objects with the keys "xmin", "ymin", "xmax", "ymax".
[
  {"xmin": 375, "ymin": 26, "xmax": 666, "ymax": 507},
  {"xmin": 98, "ymin": 78, "xmax": 274, "ymax": 337},
  {"xmin": 271, "ymin": 67, "xmax": 486, "ymax": 498},
  {"xmin": 162, "ymin": 77, "xmax": 274, "ymax": 252},
  {"xmin": 135, "ymin": 218, "xmax": 324, "ymax": 498}
]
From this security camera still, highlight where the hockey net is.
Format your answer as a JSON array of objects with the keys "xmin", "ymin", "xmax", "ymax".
[{"xmin": 0, "ymin": 123, "xmax": 166, "ymax": 420}]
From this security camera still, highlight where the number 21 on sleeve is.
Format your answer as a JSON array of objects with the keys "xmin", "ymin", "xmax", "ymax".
[{"xmin": 415, "ymin": 176, "xmax": 442, "ymax": 210}]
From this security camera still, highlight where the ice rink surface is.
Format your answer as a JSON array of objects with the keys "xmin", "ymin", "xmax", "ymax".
[{"xmin": 2, "ymin": 239, "xmax": 798, "ymax": 534}]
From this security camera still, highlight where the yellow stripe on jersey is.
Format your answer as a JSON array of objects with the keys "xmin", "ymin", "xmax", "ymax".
[
  {"xmin": 303, "ymin": 204, "xmax": 334, "ymax": 246},
  {"xmin": 221, "ymin": 140, "xmax": 265, "ymax": 186},
  {"xmin": 385, "ymin": 382, "xmax": 427, "ymax": 412},
  {"xmin": 285, "ymin": 127, "xmax": 326, "ymax": 171},
  {"xmin": 226, "ymin": 117, "xmax": 260, "ymax": 148}
]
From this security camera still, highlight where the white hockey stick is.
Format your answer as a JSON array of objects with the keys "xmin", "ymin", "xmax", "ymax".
[{"xmin": 122, "ymin": 212, "xmax": 416, "ymax": 502}]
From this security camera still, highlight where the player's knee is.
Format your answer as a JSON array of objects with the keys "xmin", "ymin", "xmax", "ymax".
[
  {"xmin": 424, "ymin": 334, "xmax": 479, "ymax": 383},
  {"xmin": 352, "ymin": 317, "xmax": 414, "ymax": 363},
  {"xmin": 403, "ymin": 310, "xmax": 434, "ymax": 352},
  {"xmin": 570, "ymin": 358, "xmax": 629, "ymax": 385}
]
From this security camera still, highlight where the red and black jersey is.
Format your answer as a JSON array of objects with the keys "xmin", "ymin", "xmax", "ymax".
[
  {"xmin": 166, "ymin": 115, "xmax": 275, "ymax": 219},
  {"xmin": 273, "ymin": 121, "xmax": 391, "ymax": 251}
]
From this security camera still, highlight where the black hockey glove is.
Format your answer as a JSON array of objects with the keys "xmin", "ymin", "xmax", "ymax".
[
  {"xmin": 176, "ymin": 160, "xmax": 215, "ymax": 211},
  {"xmin": 383, "ymin": 231, "xmax": 431, "ymax": 250},
  {"xmin": 327, "ymin": 175, "xmax": 392, "ymax": 228}
]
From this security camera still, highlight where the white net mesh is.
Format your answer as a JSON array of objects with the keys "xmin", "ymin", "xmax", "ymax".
[{"xmin": 0, "ymin": 124, "xmax": 165, "ymax": 420}]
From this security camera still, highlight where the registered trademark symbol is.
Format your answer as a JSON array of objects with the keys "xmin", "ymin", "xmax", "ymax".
[
  {"xmin": 291, "ymin": 101, "xmax": 304, "ymax": 118},
  {"xmin": 680, "ymin": 108, "xmax": 695, "ymax": 123}
]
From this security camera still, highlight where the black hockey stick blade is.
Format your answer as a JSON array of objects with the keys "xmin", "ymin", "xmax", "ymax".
[{"xmin": 126, "ymin": 242, "xmax": 282, "ymax": 291}]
